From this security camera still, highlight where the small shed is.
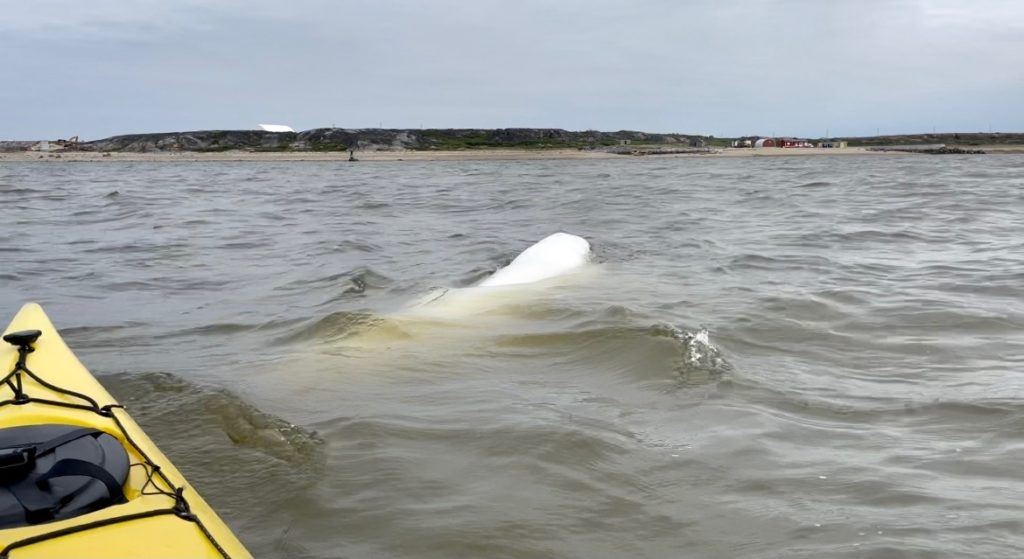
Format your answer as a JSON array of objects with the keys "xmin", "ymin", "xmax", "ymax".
[{"xmin": 818, "ymin": 140, "xmax": 848, "ymax": 148}]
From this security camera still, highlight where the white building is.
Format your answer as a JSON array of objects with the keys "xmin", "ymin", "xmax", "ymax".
[{"xmin": 257, "ymin": 124, "xmax": 296, "ymax": 133}]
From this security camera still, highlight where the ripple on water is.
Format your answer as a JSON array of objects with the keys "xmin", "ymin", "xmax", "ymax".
[
  {"xmin": 2, "ymin": 156, "xmax": 1023, "ymax": 557},
  {"xmin": 104, "ymin": 372, "xmax": 324, "ymax": 554}
]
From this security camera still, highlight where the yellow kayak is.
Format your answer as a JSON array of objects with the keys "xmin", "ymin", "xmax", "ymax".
[{"xmin": 0, "ymin": 303, "xmax": 251, "ymax": 558}]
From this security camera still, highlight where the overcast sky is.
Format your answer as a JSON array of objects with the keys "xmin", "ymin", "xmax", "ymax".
[{"xmin": 3, "ymin": 0, "xmax": 1022, "ymax": 140}]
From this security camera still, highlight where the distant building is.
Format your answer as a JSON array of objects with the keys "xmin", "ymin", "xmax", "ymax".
[
  {"xmin": 817, "ymin": 140, "xmax": 848, "ymax": 148},
  {"xmin": 257, "ymin": 124, "xmax": 296, "ymax": 133},
  {"xmin": 731, "ymin": 139, "xmax": 753, "ymax": 148},
  {"xmin": 618, "ymin": 139, "xmax": 632, "ymax": 146},
  {"xmin": 777, "ymin": 138, "xmax": 813, "ymax": 148},
  {"xmin": 754, "ymin": 138, "xmax": 776, "ymax": 148},
  {"xmin": 689, "ymin": 137, "xmax": 706, "ymax": 148}
]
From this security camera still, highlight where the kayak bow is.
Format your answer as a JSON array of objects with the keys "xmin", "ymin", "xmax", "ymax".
[{"xmin": 0, "ymin": 303, "xmax": 251, "ymax": 558}]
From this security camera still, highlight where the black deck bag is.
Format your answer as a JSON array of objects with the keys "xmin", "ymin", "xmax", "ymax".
[{"xmin": 0, "ymin": 424, "xmax": 129, "ymax": 527}]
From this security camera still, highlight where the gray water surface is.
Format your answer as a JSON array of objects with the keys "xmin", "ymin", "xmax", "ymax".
[{"xmin": 2, "ymin": 155, "xmax": 1023, "ymax": 558}]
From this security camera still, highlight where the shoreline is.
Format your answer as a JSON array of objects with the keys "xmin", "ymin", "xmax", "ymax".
[{"xmin": 2, "ymin": 145, "xmax": 1022, "ymax": 163}]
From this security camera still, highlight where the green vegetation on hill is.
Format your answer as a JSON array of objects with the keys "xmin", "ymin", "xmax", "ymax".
[
  {"xmin": 840, "ymin": 133, "xmax": 1024, "ymax": 147},
  {"xmin": 75, "ymin": 128, "xmax": 699, "ymax": 153},
  {"xmin": 64, "ymin": 129, "xmax": 1024, "ymax": 154},
  {"xmin": 416, "ymin": 129, "xmax": 676, "ymax": 150}
]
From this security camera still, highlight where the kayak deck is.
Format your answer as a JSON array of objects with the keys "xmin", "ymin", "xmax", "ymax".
[{"xmin": 1, "ymin": 303, "xmax": 250, "ymax": 558}]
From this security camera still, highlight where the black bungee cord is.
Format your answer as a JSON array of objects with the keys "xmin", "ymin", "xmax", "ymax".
[{"xmin": 0, "ymin": 330, "xmax": 232, "ymax": 559}]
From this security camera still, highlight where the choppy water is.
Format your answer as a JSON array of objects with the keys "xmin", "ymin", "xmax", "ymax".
[{"xmin": 2, "ymin": 155, "xmax": 1023, "ymax": 558}]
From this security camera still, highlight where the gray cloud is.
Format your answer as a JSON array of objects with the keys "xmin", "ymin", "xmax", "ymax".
[{"xmin": 2, "ymin": 0, "xmax": 1022, "ymax": 139}]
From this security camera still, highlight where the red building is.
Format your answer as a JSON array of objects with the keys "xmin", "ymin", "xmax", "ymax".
[{"xmin": 777, "ymin": 138, "xmax": 813, "ymax": 148}]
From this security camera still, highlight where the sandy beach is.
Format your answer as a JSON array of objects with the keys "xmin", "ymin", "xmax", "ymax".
[{"xmin": 2, "ymin": 145, "xmax": 1021, "ymax": 163}]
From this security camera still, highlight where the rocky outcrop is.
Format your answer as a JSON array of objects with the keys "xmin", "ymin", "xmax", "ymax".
[
  {"xmin": 0, "ymin": 141, "xmax": 37, "ymax": 152},
  {"xmin": 868, "ymin": 144, "xmax": 985, "ymax": 154},
  {"xmin": 919, "ymin": 147, "xmax": 986, "ymax": 154},
  {"xmin": 846, "ymin": 132, "xmax": 1023, "ymax": 147},
  {"xmin": 77, "ymin": 130, "xmax": 296, "ymax": 152},
  {"xmin": 75, "ymin": 128, "xmax": 701, "ymax": 153}
]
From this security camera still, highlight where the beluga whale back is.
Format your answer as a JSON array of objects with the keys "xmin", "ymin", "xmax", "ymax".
[
  {"xmin": 406, "ymin": 231, "xmax": 593, "ymax": 316},
  {"xmin": 478, "ymin": 232, "xmax": 591, "ymax": 288},
  {"xmin": 330, "ymin": 233, "xmax": 594, "ymax": 348}
]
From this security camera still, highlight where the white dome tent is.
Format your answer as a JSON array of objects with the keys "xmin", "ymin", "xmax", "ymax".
[{"xmin": 257, "ymin": 124, "xmax": 295, "ymax": 133}]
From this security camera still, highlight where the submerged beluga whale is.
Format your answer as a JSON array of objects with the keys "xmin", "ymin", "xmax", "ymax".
[{"xmin": 336, "ymin": 232, "xmax": 594, "ymax": 348}]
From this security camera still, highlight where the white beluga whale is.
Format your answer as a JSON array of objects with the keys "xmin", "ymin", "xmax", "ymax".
[
  {"xmin": 334, "ymin": 232, "xmax": 594, "ymax": 348},
  {"xmin": 478, "ymin": 232, "xmax": 591, "ymax": 287},
  {"xmin": 405, "ymin": 232, "xmax": 592, "ymax": 316}
]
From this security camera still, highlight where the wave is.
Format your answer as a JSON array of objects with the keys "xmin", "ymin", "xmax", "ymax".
[
  {"xmin": 492, "ymin": 322, "xmax": 732, "ymax": 385},
  {"xmin": 795, "ymin": 180, "xmax": 834, "ymax": 188},
  {"xmin": 653, "ymin": 324, "xmax": 733, "ymax": 381},
  {"xmin": 276, "ymin": 310, "xmax": 387, "ymax": 344},
  {"xmin": 274, "ymin": 267, "xmax": 392, "ymax": 296},
  {"xmin": 105, "ymin": 371, "xmax": 323, "ymax": 466}
]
